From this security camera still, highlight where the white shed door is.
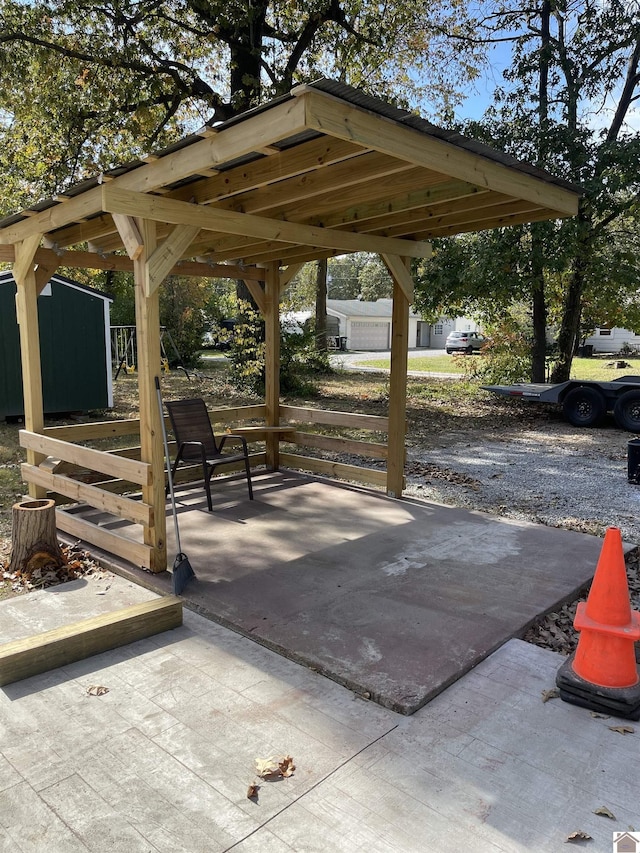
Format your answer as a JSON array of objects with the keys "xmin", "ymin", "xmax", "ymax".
[{"xmin": 350, "ymin": 321, "xmax": 390, "ymax": 350}]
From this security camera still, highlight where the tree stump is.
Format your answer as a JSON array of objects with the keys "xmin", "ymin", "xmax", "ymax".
[{"xmin": 8, "ymin": 499, "xmax": 67, "ymax": 576}]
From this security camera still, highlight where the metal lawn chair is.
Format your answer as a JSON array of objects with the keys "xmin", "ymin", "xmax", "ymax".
[{"xmin": 164, "ymin": 397, "xmax": 254, "ymax": 511}]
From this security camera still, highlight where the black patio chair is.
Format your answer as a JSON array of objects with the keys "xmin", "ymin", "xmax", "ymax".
[{"xmin": 164, "ymin": 397, "xmax": 254, "ymax": 511}]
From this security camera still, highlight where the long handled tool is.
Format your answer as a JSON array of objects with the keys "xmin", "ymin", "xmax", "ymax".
[{"xmin": 155, "ymin": 376, "xmax": 196, "ymax": 595}]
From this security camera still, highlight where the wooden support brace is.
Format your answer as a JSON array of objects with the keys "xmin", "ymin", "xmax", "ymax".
[
  {"xmin": 148, "ymin": 225, "xmax": 200, "ymax": 290},
  {"xmin": 112, "ymin": 214, "xmax": 144, "ymax": 260}
]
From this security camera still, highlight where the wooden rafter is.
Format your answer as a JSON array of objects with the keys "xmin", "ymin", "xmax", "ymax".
[{"xmin": 297, "ymin": 87, "xmax": 579, "ymax": 217}]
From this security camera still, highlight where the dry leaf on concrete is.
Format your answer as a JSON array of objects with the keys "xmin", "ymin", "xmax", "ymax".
[
  {"xmin": 279, "ymin": 756, "xmax": 295, "ymax": 777},
  {"xmin": 594, "ymin": 806, "xmax": 616, "ymax": 819},
  {"xmin": 541, "ymin": 688, "xmax": 560, "ymax": 703},
  {"xmin": 255, "ymin": 755, "xmax": 295, "ymax": 779},
  {"xmin": 590, "ymin": 712, "xmax": 610, "ymax": 719},
  {"xmin": 565, "ymin": 829, "xmax": 592, "ymax": 842},
  {"xmin": 255, "ymin": 757, "xmax": 280, "ymax": 778},
  {"xmin": 246, "ymin": 784, "xmax": 259, "ymax": 799},
  {"xmin": 608, "ymin": 725, "xmax": 635, "ymax": 735},
  {"xmin": 86, "ymin": 685, "xmax": 109, "ymax": 696}
]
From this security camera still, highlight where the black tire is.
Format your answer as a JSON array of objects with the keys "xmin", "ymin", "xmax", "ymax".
[
  {"xmin": 446, "ymin": 348, "xmax": 453, "ymax": 354},
  {"xmin": 465, "ymin": 345, "xmax": 473, "ymax": 354},
  {"xmin": 562, "ymin": 386, "xmax": 606, "ymax": 427},
  {"xmin": 614, "ymin": 390, "xmax": 640, "ymax": 432}
]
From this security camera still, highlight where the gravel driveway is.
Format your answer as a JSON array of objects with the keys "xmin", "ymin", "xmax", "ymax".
[{"xmin": 403, "ymin": 418, "xmax": 640, "ymax": 546}]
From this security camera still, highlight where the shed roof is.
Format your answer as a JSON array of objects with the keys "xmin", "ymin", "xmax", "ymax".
[
  {"xmin": 0, "ymin": 270, "xmax": 113, "ymax": 302},
  {"xmin": 0, "ymin": 79, "xmax": 581, "ymax": 272}
]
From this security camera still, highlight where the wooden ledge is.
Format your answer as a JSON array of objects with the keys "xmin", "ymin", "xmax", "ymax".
[
  {"xmin": 0, "ymin": 596, "xmax": 182, "ymax": 687},
  {"xmin": 228, "ymin": 426, "xmax": 297, "ymax": 441}
]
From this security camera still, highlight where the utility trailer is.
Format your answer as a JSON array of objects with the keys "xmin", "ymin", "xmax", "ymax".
[{"xmin": 482, "ymin": 376, "xmax": 640, "ymax": 432}]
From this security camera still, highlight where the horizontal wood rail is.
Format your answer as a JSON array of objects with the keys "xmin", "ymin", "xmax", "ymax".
[
  {"xmin": 279, "ymin": 405, "xmax": 388, "ymax": 432},
  {"xmin": 279, "ymin": 453, "xmax": 387, "ymax": 488},
  {"xmin": 291, "ymin": 431, "xmax": 388, "ymax": 459},
  {"xmin": 21, "ymin": 464, "xmax": 153, "ymax": 527},
  {"xmin": 20, "ymin": 430, "xmax": 152, "ymax": 486},
  {"xmin": 55, "ymin": 508, "xmax": 154, "ymax": 568}
]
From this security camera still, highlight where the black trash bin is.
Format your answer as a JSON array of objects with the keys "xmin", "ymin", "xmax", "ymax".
[{"xmin": 628, "ymin": 438, "xmax": 640, "ymax": 483}]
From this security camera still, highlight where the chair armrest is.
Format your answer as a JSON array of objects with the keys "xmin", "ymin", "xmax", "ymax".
[{"xmin": 218, "ymin": 434, "xmax": 249, "ymax": 454}]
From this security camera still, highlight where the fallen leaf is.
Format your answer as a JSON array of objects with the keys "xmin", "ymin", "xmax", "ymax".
[
  {"xmin": 565, "ymin": 829, "xmax": 592, "ymax": 842},
  {"xmin": 541, "ymin": 688, "xmax": 560, "ymax": 703},
  {"xmin": 87, "ymin": 685, "xmax": 109, "ymax": 696},
  {"xmin": 594, "ymin": 806, "xmax": 616, "ymax": 819},
  {"xmin": 279, "ymin": 755, "xmax": 295, "ymax": 777},
  {"xmin": 590, "ymin": 712, "xmax": 610, "ymax": 719},
  {"xmin": 246, "ymin": 784, "xmax": 259, "ymax": 799},
  {"xmin": 608, "ymin": 725, "xmax": 635, "ymax": 735},
  {"xmin": 255, "ymin": 757, "xmax": 280, "ymax": 779}
]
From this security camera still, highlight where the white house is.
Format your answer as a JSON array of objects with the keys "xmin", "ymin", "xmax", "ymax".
[
  {"xmin": 326, "ymin": 299, "xmax": 480, "ymax": 350},
  {"xmin": 583, "ymin": 327, "xmax": 640, "ymax": 354}
]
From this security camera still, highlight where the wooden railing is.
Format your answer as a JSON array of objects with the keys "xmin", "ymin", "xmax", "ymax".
[
  {"xmin": 278, "ymin": 404, "xmax": 390, "ymax": 489},
  {"xmin": 18, "ymin": 401, "xmax": 394, "ymax": 571}
]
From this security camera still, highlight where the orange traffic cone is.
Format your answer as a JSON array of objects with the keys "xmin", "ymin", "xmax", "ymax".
[{"xmin": 557, "ymin": 527, "xmax": 640, "ymax": 719}]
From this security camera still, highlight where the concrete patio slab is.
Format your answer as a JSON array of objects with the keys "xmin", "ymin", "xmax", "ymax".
[
  {"xmin": 80, "ymin": 471, "xmax": 607, "ymax": 714},
  {"xmin": 0, "ymin": 593, "xmax": 637, "ymax": 852}
]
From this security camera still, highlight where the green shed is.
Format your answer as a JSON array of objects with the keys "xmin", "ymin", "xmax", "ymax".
[{"xmin": 0, "ymin": 271, "xmax": 113, "ymax": 419}]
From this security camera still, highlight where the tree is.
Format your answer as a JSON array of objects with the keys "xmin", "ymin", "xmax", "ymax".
[
  {"xmin": 358, "ymin": 257, "xmax": 393, "ymax": 301},
  {"xmin": 0, "ymin": 0, "xmax": 483, "ymax": 211},
  {"xmin": 416, "ymin": 0, "xmax": 640, "ymax": 382}
]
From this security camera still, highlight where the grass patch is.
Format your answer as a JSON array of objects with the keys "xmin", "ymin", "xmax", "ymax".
[{"xmin": 354, "ymin": 354, "xmax": 640, "ymax": 382}]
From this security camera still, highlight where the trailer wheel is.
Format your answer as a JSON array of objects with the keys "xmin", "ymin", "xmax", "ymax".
[
  {"xmin": 562, "ymin": 386, "xmax": 606, "ymax": 427},
  {"xmin": 613, "ymin": 390, "xmax": 640, "ymax": 432}
]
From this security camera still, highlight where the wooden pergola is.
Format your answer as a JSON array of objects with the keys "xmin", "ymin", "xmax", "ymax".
[{"xmin": 0, "ymin": 79, "xmax": 581, "ymax": 574}]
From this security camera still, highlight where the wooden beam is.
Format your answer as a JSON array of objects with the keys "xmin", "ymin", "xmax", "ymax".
[
  {"xmin": 169, "ymin": 136, "xmax": 366, "ymax": 206},
  {"xmin": 264, "ymin": 262, "xmax": 280, "ymax": 470},
  {"xmin": 279, "ymin": 453, "xmax": 387, "ymax": 488},
  {"xmin": 243, "ymin": 278, "xmax": 266, "ymax": 315},
  {"xmin": 34, "ymin": 263, "xmax": 58, "ymax": 294},
  {"xmin": 279, "ymin": 263, "xmax": 304, "ymax": 291},
  {"xmin": 309, "ymin": 181, "xmax": 485, "ymax": 231},
  {"xmin": 215, "ymin": 151, "xmax": 413, "ymax": 217},
  {"xmin": 0, "ymin": 597, "xmax": 182, "ymax": 687},
  {"xmin": 112, "ymin": 214, "xmax": 144, "ymax": 260},
  {"xmin": 19, "ymin": 430, "xmax": 152, "ymax": 485},
  {"xmin": 13, "ymin": 244, "xmax": 46, "ymax": 495},
  {"xmin": 101, "ymin": 185, "xmax": 433, "ymax": 259},
  {"xmin": 55, "ymin": 509, "xmax": 154, "ymax": 568},
  {"xmin": 12, "ymin": 234, "xmax": 42, "ymax": 282},
  {"xmin": 133, "ymin": 219, "xmax": 167, "ymax": 570},
  {"xmin": 387, "ymin": 264, "xmax": 410, "ymax": 498},
  {"xmin": 148, "ymin": 225, "xmax": 200, "ymax": 292},
  {"xmin": 382, "ymin": 253, "xmax": 421, "ymax": 303},
  {"xmin": 0, "ymin": 96, "xmax": 309, "ymax": 245},
  {"xmin": 298, "ymin": 89, "xmax": 580, "ymax": 217},
  {"xmin": 20, "ymin": 464, "xmax": 153, "ymax": 527}
]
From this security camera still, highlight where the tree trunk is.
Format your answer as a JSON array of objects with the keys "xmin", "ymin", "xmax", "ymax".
[
  {"xmin": 8, "ymin": 499, "xmax": 67, "ymax": 575},
  {"xmin": 530, "ymin": 225, "xmax": 548, "ymax": 382},
  {"xmin": 315, "ymin": 258, "xmax": 328, "ymax": 352},
  {"xmin": 550, "ymin": 211, "xmax": 592, "ymax": 383}
]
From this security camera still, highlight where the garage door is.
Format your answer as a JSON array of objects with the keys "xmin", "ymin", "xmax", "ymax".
[{"xmin": 349, "ymin": 321, "xmax": 390, "ymax": 350}]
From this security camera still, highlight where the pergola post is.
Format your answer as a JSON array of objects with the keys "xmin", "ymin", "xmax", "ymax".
[
  {"xmin": 384, "ymin": 255, "xmax": 413, "ymax": 498},
  {"xmin": 131, "ymin": 219, "xmax": 167, "ymax": 572},
  {"xmin": 264, "ymin": 261, "xmax": 281, "ymax": 470},
  {"xmin": 13, "ymin": 237, "xmax": 47, "ymax": 498}
]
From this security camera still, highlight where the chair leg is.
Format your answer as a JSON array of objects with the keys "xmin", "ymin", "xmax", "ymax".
[
  {"xmin": 203, "ymin": 464, "xmax": 213, "ymax": 511},
  {"xmin": 244, "ymin": 457, "xmax": 254, "ymax": 500}
]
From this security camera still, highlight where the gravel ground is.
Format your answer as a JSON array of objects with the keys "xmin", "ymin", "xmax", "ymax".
[
  {"xmin": 399, "ymin": 416, "xmax": 640, "ymax": 655},
  {"xmin": 404, "ymin": 419, "xmax": 640, "ymax": 545}
]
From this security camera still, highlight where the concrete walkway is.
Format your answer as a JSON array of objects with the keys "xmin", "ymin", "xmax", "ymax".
[{"xmin": 0, "ymin": 574, "xmax": 637, "ymax": 852}]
